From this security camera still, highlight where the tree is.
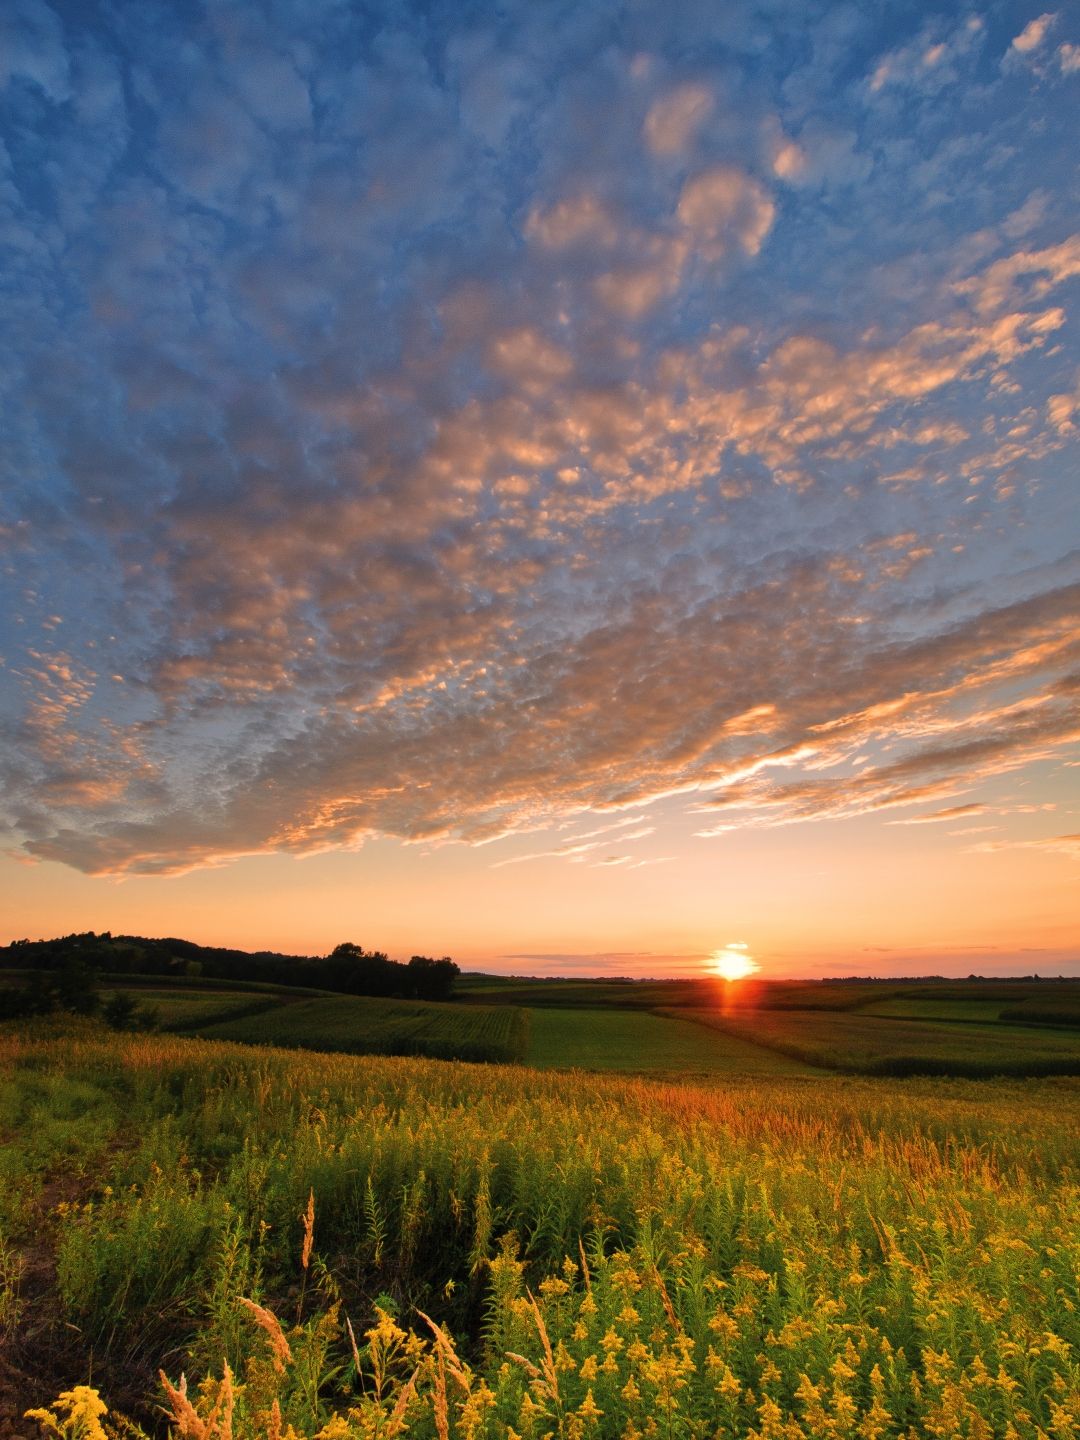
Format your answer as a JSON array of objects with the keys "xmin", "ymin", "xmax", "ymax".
[
  {"xmin": 55, "ymin": 958, "xmax": 100, "ymax": 1016},
  {"xmin": 407, "ymin": 955, "xmax": 460, "ymax": 1002}
]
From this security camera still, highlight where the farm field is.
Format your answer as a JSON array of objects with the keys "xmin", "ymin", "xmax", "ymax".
[
  {"xmin": 857, "ymin": 997, "xmax": 1011, "ymax": 1023},
  {"xmin": 103, "ymin": 987, "xmax": 282, "ymax": 1029},
  {"xmin": 524, "ymin": 1005, "xmax": 814, "ymax": 1075},
  {"xmin": 88, "ymin": 972, "xmax": 1080, "ymax": 1079},
  {"xmin": 685, "ymin": 1005, "xmax": 1080, "ymax": 1076},
  {"xmin": 192, "ymin": 992, "xmax": 529, "ymax": 1064},
  {"xmin": 2, "ymin": 1023, "xmax": 1078, "ymax": 1438}
]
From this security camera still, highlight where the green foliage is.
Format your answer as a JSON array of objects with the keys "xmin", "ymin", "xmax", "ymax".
[{"xmin": 4, "ymin": 1029, "xmax": 1078, "ymax": 1438}]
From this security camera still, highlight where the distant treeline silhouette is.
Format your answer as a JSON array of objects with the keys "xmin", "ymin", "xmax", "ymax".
[{"xmin": 0, "ymin": 932, "xmax": 460, "ymax": 1009}]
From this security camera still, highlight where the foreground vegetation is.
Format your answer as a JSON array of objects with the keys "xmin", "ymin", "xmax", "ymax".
[{"xmin": 4, "ymin": 1023, "xmax": 1079, "ymax": 1438}]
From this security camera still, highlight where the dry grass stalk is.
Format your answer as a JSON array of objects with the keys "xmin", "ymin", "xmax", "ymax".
[
  {"xmin": 345, "ymin": 1314, "xmax": 362, "ymax": 1376},
  {"xmin": 300, "ymin": 1189, "xmax": 315, "ymax": 1271},
  {"xmin": 238, "ymin": 1297, "xmax": 293, "ymax": 1374}
]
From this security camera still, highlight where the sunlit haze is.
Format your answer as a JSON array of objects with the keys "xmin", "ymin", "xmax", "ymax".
[{"xmin": 1, "ymin": 2, "xmax": 1078, "ymax": 978}]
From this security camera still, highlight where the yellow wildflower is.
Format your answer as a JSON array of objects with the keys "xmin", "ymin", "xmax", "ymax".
[
  {"xmin": 577, "ymin": 1390, "xmax": 603, "ymax": 1423},
  {"xmin": 25, "ymin": 1388, "xmax": 109, "ymax": 1440}
]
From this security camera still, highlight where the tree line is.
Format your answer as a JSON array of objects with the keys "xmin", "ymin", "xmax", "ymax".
[{"xmin": 0, "ymin": 932, "xmax": 461, "ymax": 1014}]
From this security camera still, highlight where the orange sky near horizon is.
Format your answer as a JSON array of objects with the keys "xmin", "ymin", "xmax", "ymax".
[{"xmin": 3, "ymin": 790, "xmax": 1077, "ymax": 978}]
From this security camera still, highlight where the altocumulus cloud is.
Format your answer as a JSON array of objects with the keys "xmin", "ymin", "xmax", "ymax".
[{"xmin": 0, "ymin": 0, "xmax": 1078, "ymax": 876}]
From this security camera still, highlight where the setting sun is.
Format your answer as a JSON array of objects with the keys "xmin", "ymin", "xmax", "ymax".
[{"xmin": 710, "ymin": 943, "xmax": 761, "ymax": 982}]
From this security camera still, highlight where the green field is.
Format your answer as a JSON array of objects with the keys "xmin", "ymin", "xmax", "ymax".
[
  {"xmin": 193, "ymin": 991, "xmax": 529, "ymax": 1064},
  {"xmin": 104, "ymin": 986, "xmax": 282, "ymax": 1029},
  {"xmin": 525, "ymin": 1005, "xmax": 813, "ymax": 1074},
  {"xmin": 3, "ymin": 1024, "xmax": 1078, "ymax": 1438},
  {"xmin": 858, "ymin": 997, "xmax": 1010, "ymax": 1022},
  {"xmin": 686, "ymin": 1005, "xmax": 1080, "ymax": 1076},
  {"xmin": 97, "ymin": 973, "xmax": 1080, "ymax": 1080}
]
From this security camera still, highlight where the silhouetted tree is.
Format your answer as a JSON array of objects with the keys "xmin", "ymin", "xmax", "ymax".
[
  {"xmin": 56, "ymin": 958, "xmax": 100, "ymax": 1015},
  {"xmin": 407, "ymin": 955, "xmax": 460, "ymax": 1002}
]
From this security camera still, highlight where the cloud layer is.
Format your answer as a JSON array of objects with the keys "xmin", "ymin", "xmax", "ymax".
[{"xmin": 1, "ymin": 0, "xmax": 1078, "ymax": 877}]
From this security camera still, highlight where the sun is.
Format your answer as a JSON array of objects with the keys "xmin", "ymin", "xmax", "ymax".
[{"xmin": 709, "ymin": 943, "xmax": 760, "ymax": 982}]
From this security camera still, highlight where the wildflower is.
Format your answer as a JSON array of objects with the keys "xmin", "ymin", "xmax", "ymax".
[
  {"xmin": 554, "ymin": 1341, "xmax": 577, "ymax": 1372},
  {"xmin": 578, "ymin": 1390, "xmax": 603, "ymax": 1422},
  {"xmin": 314, "ymin": 1419, "xmax": 351, "ymax": 1440},
  {"xmin": 714, "ymin": 1364, "xmax": 741, "ymax": 1401},
  {"xmin": 25, "ymin": 1388, "xmax": 109, "ymax": 1440}
]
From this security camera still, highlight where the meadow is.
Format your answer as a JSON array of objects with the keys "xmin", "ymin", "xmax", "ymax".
[{"xmin": 4, "ymin": 1021, "xmax": 1079, "ymax": 1439}]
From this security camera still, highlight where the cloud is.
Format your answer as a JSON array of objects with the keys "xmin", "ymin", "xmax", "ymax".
[
  {"xmin": 1010, "ymin": 14, "xmax": 1057, "ymax": 56},
  {"xmin": 974, "ymin": 833, "xmax": 1080, "ymax": 860},
  {"xmin": 0, "ymin": 0, "xmax": 71, "ymax": 102},
  {"xmin": 868, "ymin": 15, "xmax": 985, "ymax": 94},
  {"xmin": 955, "ymin": 236, "xmax": 1080, "ymax": 315},
  {"xmin": 643, "ymin": 83, "xmax": 714, "ymax": 156},
  {"xmin": 1, "ymin": 0, "xmax": 1078, "ymax": 882},
  {"xmin": 888, "ymin": 803, "xmax": 988, "ymax": 825},
  {"xmin": 499, "ymin": 951, "xmax": 706, "ymax": 974},
  {"xmin": 676, "ymin": 166, "xmax": 775, "ymax": 259},
  {"xmin": 490, "ymin": 820, "xmax": 655, "ymax": 868}
]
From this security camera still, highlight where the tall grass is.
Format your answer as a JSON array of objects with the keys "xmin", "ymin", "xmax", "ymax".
[{"xmin": 5, "ymin": 1025, "xmax": 1079, "ymax": 1437}]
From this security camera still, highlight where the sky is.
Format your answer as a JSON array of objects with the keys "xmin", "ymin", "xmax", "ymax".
[{"xmin": 1, "ymin": 0, "xmax": 1078, "ymax": 979}]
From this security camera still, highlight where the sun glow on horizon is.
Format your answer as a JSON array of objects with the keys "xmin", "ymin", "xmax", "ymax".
[{"xmin": 709, "ymin": 942, "xmax": 760, "ymax": 982}]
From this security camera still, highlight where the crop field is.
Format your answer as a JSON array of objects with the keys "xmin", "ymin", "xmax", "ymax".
[
  {"xmin": 856, "ymin": 998, "xmax": 1011, "ymax": 1023},
  {"xmin": 525, "ymin": 1006, "xmax": 813, "ymax": 1075},
  {"xmin": 106, "ymin": 988, "xmax": 283, "ymax": 1029},
  {"xmin": 93, "ymin": 975, "xmax": 1080, "ymax": 1082},
  {"xmin": 192, "ymin": 993, "xmax": 529, "ymax": 1064},
  {"xmin": 3, "ymin": 1022, "xmax": 1079, "ymax": 1438},
  {"xmin": 686, "ymin": 1006, "xmax": 1080, "ymax": 1076}
]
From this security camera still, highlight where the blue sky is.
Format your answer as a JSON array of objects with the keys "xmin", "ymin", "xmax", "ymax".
[{"xmin": 1, "ymin": 1, "xmax": 1077, "ymax": 971}]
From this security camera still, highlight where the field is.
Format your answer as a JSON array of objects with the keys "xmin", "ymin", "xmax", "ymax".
[
  {"xmin": 524, "ymin": 1006, "xmax": 813, "ymax": 1075},
  {"xmin": 104, "ymin": 988, "xmax": 283, "ymax": 1030},
  {"xmin": 190, "ymin": 993, "xmax": 530, "ymax": 1065},
  {"xmin": 685, "ymin": 1006, "xmax": 1080, "ymax": 1077},
  {"xmin": 114, "ymin": 974, "xmax": 1080, "ymax": 1081},
  {"xmin": 3, "ymin": 1022, "xmax": 1079, "ymax": 1439}
]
